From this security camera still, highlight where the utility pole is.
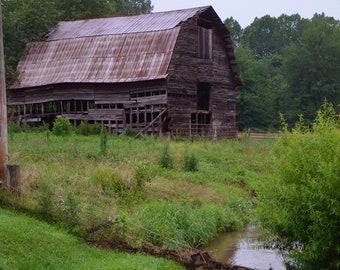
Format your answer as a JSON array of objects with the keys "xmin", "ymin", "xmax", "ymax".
[{"xmin": 0, "ymin": 0, "xmax": 8, "ymax": 183}]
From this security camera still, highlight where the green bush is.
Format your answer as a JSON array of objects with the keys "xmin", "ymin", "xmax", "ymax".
[
  {"xmin": 158, "ymin": 144, "xmax": 173, "ymax": 169},
  {"xmin": 132, "ymin": 161, "xmax": 150, "ymax": 190},
  {"xmin": 124, "ymin": 125, "xmax": 138, "ymax": 137},
  {"xmin": 256, "ymin": 101, "xmax": 340, "ymax": 269},
  {"xmin": 100, "ymin": 128, "xmax": 108, "ymax": 155},
  {"xmin": 57, "ymin": 192, "xmax": 81, "ymax": 234},
  {"xmin": 35, "ymin": 180, "xmax": 55, "ymax": 221},
  {"xmin": 183, "ymin": 152, "xmax": 199, "ymax": 172},
  {"xmin": 76, "ymin": 120, "xmax": 101, "ymax": 136},
  {"xmin": 52, "ymin": 117, "xmax": 73, "ymax": 136},
  {"xmin": 90, "ymin": 167, "xmax": 126, "ymax": 195},
  {"xmin": 8, "ymin": 121, "xmax": 24, "ymax": 133}
]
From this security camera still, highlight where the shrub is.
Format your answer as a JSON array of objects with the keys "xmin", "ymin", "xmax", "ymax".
[
  {"xmin": 8, "ymin": 121, "xmax": 24, "ymax": 134},
  {"xmin": 158, "ymin": 144, "xmax": 173, "ymax": 169},
  {"xmin": 76, "ymin": 120, "xmax": 101, "ymax": 136},
  {"xmin": 100, "ymin": 128, "xmax": 108, "ymax": 155},
  {"xmin": 132, "ymin": 161, "xmax": 150, "ymax": 190},
  {"xmin": 90, "ymin": 167, "xmax": 126, "ymax": 195},
  {"xmin": 256, "ymin": 101, "xmax": 340, "ymax": 269},
  {"xmin": 183, "ymin": 152, "xmax": 198, "ymax": 172},
  {"xmin": 52, "ymin": 117, "xmax": 73, "ymax": 136},
  {"xmin": 56, "ymin": 192, "xmax": 81, "ymax": 234},
  {"xmin": 35, "ymin": 181, "xmax": 55, "ymax": 221},
  {"xmin": 124, "ymin": 125, "xmax": 138, "ymax": 137}
]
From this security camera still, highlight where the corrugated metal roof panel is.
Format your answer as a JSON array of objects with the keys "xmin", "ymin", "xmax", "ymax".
[
  {"xmin": 47, "ymin": 6, "xmax": 209, "ymax": 40},
  {"xmin": 12, "ymin": 28, "xmax": 180, "ymax": 89}
]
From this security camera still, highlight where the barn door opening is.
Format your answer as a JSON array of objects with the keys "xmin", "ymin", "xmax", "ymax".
[{"xmin": 191, "ymin": 82, "xmax": 211, "ymax": 135}]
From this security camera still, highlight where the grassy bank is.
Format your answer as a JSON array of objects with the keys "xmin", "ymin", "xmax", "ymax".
[
  {"xmin": 4, "ymin": 131, "xmax": 274, "ymax": 249},
  {"xmin": 0, "ymin": 207, "xmax": 184, "ymax": 269}
]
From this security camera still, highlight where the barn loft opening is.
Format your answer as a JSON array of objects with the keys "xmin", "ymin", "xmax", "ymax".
[{"xmin": 198, "ymin": 19, "xmax": 212, "ymax": 59}]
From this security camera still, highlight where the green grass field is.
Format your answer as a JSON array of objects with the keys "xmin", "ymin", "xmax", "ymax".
[
  {"xmin": 0, "ymin": 207, "xmax": 184, "ymax": 270},
  {"xmin": 2, "ymin": 130, "xmax": 275, "ymax": 263}
]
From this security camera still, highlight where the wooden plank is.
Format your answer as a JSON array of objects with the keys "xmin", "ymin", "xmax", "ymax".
[
  {"xmin": 88, "ymin": 108, "xmax": 124, "ymax": 116},
  {"xmin": 135, "ymin": 108, "xmax": 167, "ymax": 137}
]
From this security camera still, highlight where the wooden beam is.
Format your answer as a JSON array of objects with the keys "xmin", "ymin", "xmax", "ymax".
[{"xmin": 135, "ymin": 108, "xmax": 167, "ymax": 138}]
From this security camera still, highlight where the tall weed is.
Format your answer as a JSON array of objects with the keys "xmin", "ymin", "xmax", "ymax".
[
  {"xmin": 158, "ymin": 144, "xmax": 173, "ymax": 169},
  {"xmin": 182, "ymin": 152, "xmax": 199, "ymax": 172},
  {"xmin": 137, "ymin": 202, "xmax": 241, "ymax": 248},
  {"xmin": 89, "ymin": 166, "xmax": 126, "ymax": 195}
]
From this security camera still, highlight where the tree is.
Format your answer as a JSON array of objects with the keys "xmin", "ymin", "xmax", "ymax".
[
  {"xmin": 56, "ymin": 0, "xmax": 115, "ymax": 20},
  {"xmin": 2, "ymin": 0, "xmax": 60, "ymax": 81},
  {"xmin": 276, "ymin": 14, "xmax": 304, "ymax": 47},
  {"xmin": 56, "ymin": 0, "xmax": 153, "ymax": 20},
  {"xmin": 282, "ymin": 14, "xmax": 340, "ymax": 124},
  {"xmin": 112, "ymin": 0, "xmax": 153, "ymax": 16},
  {"xmin": 242, "ymin": 14, "xmax": 304, "ymax": 59},
  {"xmin": 257, "ymin": 101, "xmax": 340, "ymax": 269},
  {"xmin": 242, "ymin": 15, "xmax": 281, "ymax": 58},
  {"xmin": 235, "ymin": 46, "xmax": 283, "ymax": 130},
  {"xmin": 224, "ymin": 17, "xmax": 243, "ymax": 46}
]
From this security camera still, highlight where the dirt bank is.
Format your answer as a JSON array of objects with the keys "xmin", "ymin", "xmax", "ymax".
[{"xmin": 89, "ymin": 240, "xmax": 253, "ymax": 270}]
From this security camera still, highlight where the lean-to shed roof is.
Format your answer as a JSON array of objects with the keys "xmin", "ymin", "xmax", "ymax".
[{"xmin": 10, "ymin": 6, "xmax": 239, "ymax": 89}]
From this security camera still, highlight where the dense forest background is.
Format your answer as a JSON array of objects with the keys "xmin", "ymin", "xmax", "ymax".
[
  {"xmin": 2, "ymin": 0, "xmax": 340, "ymax": 130},
  {"xmin": 225, "ymin": 14, "xmax": 340, "ymax": 130}
]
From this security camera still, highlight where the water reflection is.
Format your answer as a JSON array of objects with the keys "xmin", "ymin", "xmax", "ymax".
[{"xmin": 203, "ymin": 226, "xmax": 286, "ymax": 270}]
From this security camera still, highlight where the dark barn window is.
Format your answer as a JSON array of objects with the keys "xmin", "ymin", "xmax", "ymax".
[{"xmin": 197, "ymin": 82, "xmax": 211, "ymax": 111}]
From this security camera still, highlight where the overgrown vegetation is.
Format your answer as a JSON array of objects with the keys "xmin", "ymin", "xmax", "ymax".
[
  {"xmin": 4, "ymin": 103, "xmax": 339, "ymax": 268},
  {"xmin": 256, "ymin": 101, "xmax": 340, "ymax": 269},
  {"xmin": 52, "ymin": 116, "xmax": 73, "ymax": 136},
  {"xmin": 3, "ymin": 127, "xmax": 272, "ymax": 250}
]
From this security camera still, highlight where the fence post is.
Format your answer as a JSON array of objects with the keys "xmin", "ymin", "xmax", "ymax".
[{"xmin": 7, "ymin": 165, "xmax": 21, "ymax": 198}]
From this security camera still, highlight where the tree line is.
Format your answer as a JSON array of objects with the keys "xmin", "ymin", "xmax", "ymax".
[
  {"xmin": 2, "ymin": 1, "xmax": 339, "ymax": 130},
  {"xmin": 225, "ymin": 14, "xmax": 340, "ymax": 130}
]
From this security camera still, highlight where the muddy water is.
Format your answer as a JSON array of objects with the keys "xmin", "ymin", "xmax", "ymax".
[{"xmin": 202, "ymin": 226, "xmax": 286, "ymax": 270}]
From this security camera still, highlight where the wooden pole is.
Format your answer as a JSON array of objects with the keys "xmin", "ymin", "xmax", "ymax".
[{"xmin": 0, "ymin": 0, "xmax": 8, "ymax": 183}]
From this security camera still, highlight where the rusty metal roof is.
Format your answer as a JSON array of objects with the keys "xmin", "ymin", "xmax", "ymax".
[
  {"xmin": 11, "ymin": 6, "xmax": 210, "ymax": 89},
  {"xmin": 47, "ymin": 6, "xmax": 210, "ymax": 40},
  {"xmin": 12, "ymin": 28, "xmax": 180, "ymax": 88}
]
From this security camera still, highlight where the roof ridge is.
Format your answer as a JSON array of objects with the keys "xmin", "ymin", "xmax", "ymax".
[
  {"xmin": 47, "ymin": 6, "xmax": 211, "ymax": 41},
  {"xmin": 58, "ymin": 6, "xmax": 211, "ymax": 24}
]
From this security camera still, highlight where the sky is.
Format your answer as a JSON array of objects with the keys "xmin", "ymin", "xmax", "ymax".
[{"xmin": 151, "ymin": 0, "xmax": 340, "ymax": 28}]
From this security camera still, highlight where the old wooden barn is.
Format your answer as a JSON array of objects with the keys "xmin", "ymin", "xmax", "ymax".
[{"xmin": 7, "ymin": 6, "xmax": 241, "ymax": 138}]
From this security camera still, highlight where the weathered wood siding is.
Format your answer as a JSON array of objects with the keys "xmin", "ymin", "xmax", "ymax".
[
  {"xmin": 166, "ymin": 14, "xmax": 237, "ymax": 137},
  {"xmin": 7, "ymin": 80, "xmax": 168, "ymax": 134}
]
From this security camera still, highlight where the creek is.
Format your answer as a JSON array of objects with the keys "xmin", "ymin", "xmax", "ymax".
[{"xmin": 202, "ymin": 226, "xmax": 287, "ymax": 270}]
